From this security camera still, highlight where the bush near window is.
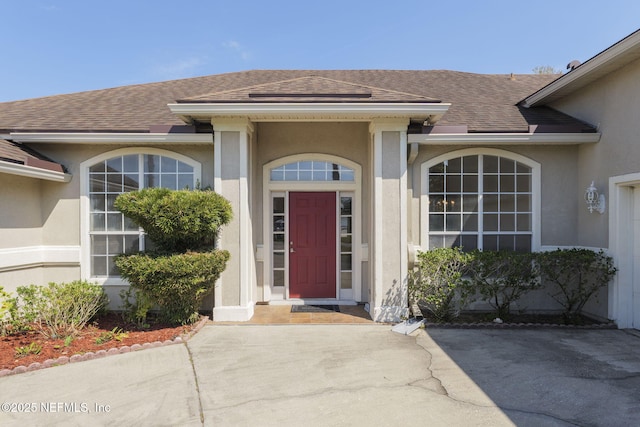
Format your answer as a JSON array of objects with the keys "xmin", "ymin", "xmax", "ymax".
[
  {"xmin": 116, "ymin": 251, "xmax": 230, "ymax": 325},
  {"xmin": 463, "ymin": 250, "xmax": 541, "ymax": 320},
  {"xmin": 114, "ymin": 188, "xmax": 232, "ymax": 253},
  {"xmin": 0, "ymin": 281, "xmax": 107, "ymax": 338},
  {"xmin": 410, "ymin": 247, "xmax": 619, "ymax": 323},
  {"xmin": 115, "ymin": 188, "xmax": 232, "ymax": 325},
  {"xmin": 537, "ymin": 249, "xmax": 617, "ymax": 324},
  {"xmin": 409, "ymin": 248, "xmax": 470, "ymax": 322}
]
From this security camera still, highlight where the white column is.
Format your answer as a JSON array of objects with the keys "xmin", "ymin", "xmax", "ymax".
[
  {"xmin": 212, "ymin": 118, "xmax": 255, "ymax": 321},
  {"xmin": 369, "ymin": 119, "xmax": 410, "ymax": 322}
]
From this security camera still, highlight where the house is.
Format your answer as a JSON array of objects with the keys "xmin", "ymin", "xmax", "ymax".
[{"xmin": 1, "ymin": 30, "xmax": 639, "ymax": 327}]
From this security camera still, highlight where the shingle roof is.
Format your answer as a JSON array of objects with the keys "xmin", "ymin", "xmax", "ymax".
[
  {"xmin": 0, "ymin": 139, "xmax": 66, "ymax": 173},
  {"xmin": 180, "ymin": 75, "xmax": 439, "ymax": 103},
  {"xmin": 0, "ymin": 70, "xmax": 592, "ymax": 133}
]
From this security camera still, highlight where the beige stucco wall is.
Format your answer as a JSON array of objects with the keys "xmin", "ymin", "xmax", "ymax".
[
  {"xmin": 410, "ymin": 144, "xmax": 580, "ymax": 248},
  {"xmin": 378, "ymin": 131, "xmax": 404, "ymax": 309},
  {"xmin": 551, "ymin": 57, "xmax": 640, "ymax": 248},
  {"xmin": 0, "ymin": 173, "xmax": 43, "ymax": 249},
  {"xmin": 219, "ymin": 131, "xmax": 242, "ymax": 307}
]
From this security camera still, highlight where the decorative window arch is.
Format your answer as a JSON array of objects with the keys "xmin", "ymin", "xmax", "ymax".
[
  {"xmin": 420, "ymin": 148, "xmax": 540, "ymax": 252},
  {"xmin": 80, "ymin": 148, "xmax": 201, "ymax": 280},
  {"xmin": 269, "ymin": 160, "xmax": 355, "ymax": 182}
]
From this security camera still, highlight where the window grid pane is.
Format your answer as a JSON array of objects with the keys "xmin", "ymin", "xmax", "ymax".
[
  {"xmin": 428, "ymin": 154, "xmax": 532, "ymax": 252},
  {"xmin": 270, "ymin": 161, "xmax": 354, "ymax": 181},
  {"xmin": 89, "ymin": 154, "xmax": 195, "ymax": 277},
  {"xmin": 340, "ymin": 195, "xmax": 353, "ymax": 290},
  {"xmin": 272, "ymin": 196, "xmax": 286, "ymax": 287}
]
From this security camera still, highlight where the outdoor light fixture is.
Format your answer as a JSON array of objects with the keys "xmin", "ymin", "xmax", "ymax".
[{"xmin": 585, "ymin": 181, "xmax": 606, "ymax": 214}]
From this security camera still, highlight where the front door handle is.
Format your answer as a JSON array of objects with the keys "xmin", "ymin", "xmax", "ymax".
[{"xmin": 290, "ymin": 241, "xmax": 295, "ymax": 253}]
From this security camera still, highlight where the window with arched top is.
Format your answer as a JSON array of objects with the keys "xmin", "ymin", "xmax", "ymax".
[
  {"xmin": 270, "ymin": 160, "xmax": 354, "ymax": 181},
  {"xmin": 422, "ymin": 150, "xmax": 540, "ymax": 252},
  {"xmin": 86, "ymin": 151, "xmax": 199, "ymax": 277}
]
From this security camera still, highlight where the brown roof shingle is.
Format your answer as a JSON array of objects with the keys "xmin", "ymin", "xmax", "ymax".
[
  {"xmin": 0, "ymin": 70, "xmax": 591, "ymax": 133},
  {"xmin": 0, "ymin": 139, "xmax": 66, "ymax": 173}
]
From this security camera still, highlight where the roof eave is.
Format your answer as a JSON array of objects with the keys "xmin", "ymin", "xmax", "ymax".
[
  {"xmin": 167, "ymin": 102, "xmax": 451, "ymax": 124},
  {"xmin": 10, "ymin": 132, "xmax": 213, "ymax": 145},
  {"xmin": 408, "ymin": 132, "xmax": 601, "ymax": 145},
  {"xmin": 522, "ymin": 30, "xmax": 640, "ymax": 107},
  {"xmin": 0, "ymin": 160, "xmax": 72, "ymax": 182}
]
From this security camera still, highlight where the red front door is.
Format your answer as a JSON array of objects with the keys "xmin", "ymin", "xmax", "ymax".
[{"xmin": 289, "ymin": 192, "xmax": 336, "ymax": 298}]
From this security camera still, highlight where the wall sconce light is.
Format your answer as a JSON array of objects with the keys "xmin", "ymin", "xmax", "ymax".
[{"xmin": 585, "ymin": 181, "xmax": 606, "ymax": 214}]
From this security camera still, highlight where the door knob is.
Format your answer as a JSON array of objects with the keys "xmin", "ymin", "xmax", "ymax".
[{"xmin": 290, "ymin": 241, "xmax": 295, "ymax": 253}]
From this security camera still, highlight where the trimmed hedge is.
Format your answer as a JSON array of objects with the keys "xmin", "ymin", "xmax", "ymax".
[
  {"xmin": 116, "ymin": 251, "xmax": 230, "ymax": 325},
  {"xmin": 115, "ymin": 187, "xmax": 232, "ymax": 325},
  {"xmin": 409, "ymin": 248, "xmax": 617, "ymax": 323},
  {"xmin": 537, "ymin": 248, "xmax": 617, "ymax": 324},
  {"xmin": 409, "ymin": 248, "xmax": 469, "ymax": 322},
  {"xmin": 114, "ymin": 188, "xmax": 232, "ymax": 253}
]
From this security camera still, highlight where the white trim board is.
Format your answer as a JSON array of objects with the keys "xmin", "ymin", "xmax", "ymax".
[
  {"xmin": 0, "ymin": 160, "xmax": 72, "ymax": 182},
  {"xmin": 11, "ymin": 132, "xmax": 213, "ymax": 145},
  {"xmin": 0, "ymin": 246, "xmax": 80, "ymax": 271},
  {"xmin": 169, "ymin": 102, "xmax": 451, "ymax": 123},
  {"xmin": 408, "ymin": 132, "xmax": 600, "ymax": 145},
  {"xmin": 213, "ymin": 302, "xmax": 255, "ymax": 322}
]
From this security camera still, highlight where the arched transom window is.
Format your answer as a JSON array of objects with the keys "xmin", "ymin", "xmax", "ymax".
[
  {"xmin": 424, "ymin": 153, "xmax": 536, "ymax": 252},
  {"xmin": 88, "ymin": 153, "xmax": 196, "ymax": 277},
  {"xmin": 270, "ymin": 160, "xmax": 354, "ymax": 181}
]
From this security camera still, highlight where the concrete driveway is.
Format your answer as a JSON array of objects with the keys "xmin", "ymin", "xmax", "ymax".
[{"xmin": 1, "ymin": 325, "xmax": 639, "ymax": 426}]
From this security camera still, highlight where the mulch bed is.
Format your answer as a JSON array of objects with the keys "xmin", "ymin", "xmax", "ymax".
[{"xmin": 0, "ymin": 312, "xmax": 207, "ymax": 374}]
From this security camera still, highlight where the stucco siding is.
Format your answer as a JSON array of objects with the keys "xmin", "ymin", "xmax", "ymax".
[
  {"xmin": 219, "ymin": 131, "xmax": 242, "ymax": 307},
  {"xmin": 380, "ymin": 131, "xmax": 403, "ymax": 307},
  {"xmin": 0, "ymin": 173, "xmax": 43, "ymax": 249},
  {"xmin": 551, "ymin": 58, "xmax": 640, "ymax": 248}
]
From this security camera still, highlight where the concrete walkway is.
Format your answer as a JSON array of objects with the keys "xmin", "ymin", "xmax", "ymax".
[{"xmin": 1, "ymin": 325, "xmax": 639, "ymax": 426}]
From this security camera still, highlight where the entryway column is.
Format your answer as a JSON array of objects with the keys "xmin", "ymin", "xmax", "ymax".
[
  {"xmin": 369, "ymin": 119, "xmax": 410, "ymax": 322},
  {"xmin": 212, "ymin": 118, "xmax": 255, "ymax": 321}
]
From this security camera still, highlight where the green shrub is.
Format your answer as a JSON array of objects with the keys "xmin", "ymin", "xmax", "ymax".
[
  {"xmin": 15, "ymin": 281, "xmax": 108, "ymax": 339},
  {"xmin": 0, "ymin": 286, "xmax": 15, "ymax": 336},
  {"xmin": 119, "ymin": 287, "xmax": 153, "ymax": 327},
  {"xmin": 115, "ymin": 187, "xmax": 232, "ymax": 325},
  {"xmin": 114, "ymin": 188, "xmax": 233, "ymax": 253},
  {"xmin": 116, "ymin": 251, "xmax": 230, "ymax": 325},
  {"xmin": 1, "ymin": 285, "xmax": 41, "ymax": 335},
  {"xmin": 537, "ymin": 249, "xmax": 617, "ymax": 324},
  {"xmin": 464, "ymin": 250, "xmax": 541, "ymax": 320},
  {"xmin": 409, "ymin": 248, "xmax": 470, "ymax": 322}
]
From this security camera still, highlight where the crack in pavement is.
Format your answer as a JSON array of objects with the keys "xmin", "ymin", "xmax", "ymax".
[
  {"xmin": 208, "ymin": 380, "xmax": 454, "ymax": 412},
  {"xmin": 185, "ymin": 341, "xmax": 205, "ymax": 427},
  {"xmin": 411, "ymin": 330, "xmax": 587, "ymax": 426}
]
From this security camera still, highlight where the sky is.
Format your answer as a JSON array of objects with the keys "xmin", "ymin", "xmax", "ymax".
[{"xmin": 1, "ymin": 1, "xmax": 639, "ymax": 102}]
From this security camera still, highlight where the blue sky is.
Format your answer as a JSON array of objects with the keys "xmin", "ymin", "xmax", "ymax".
[{"xmin": 1, "ymin": 1, "xmax": 639, "ymax": 102}]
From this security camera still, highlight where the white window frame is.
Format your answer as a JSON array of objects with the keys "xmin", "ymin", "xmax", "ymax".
[
  {"xmin": 420, "ymin": 148, "xmax": 541, "ymax": 251},
  {"xmin": 80, "ymin": 147, "xmax": 201, "ymax": 286}
]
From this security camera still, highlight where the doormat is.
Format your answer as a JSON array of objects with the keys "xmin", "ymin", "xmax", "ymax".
[{"xmin": 291, "ymin": 305, "xmax": 340, "ymax": 313}]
